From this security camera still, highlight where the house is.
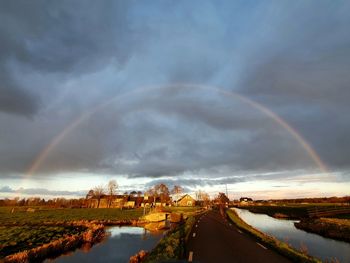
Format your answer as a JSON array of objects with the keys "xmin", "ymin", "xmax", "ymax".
[
  {"xmin": 239, "ymin": 197, "xmax": 253, "ymax": 204},
  {"xmin": 175, "ymin": 194, "xmax": 196, "ymax": 207},
  {"xmin": 86, "ymin": 194, "xmax": 129, "ymax": 208}
]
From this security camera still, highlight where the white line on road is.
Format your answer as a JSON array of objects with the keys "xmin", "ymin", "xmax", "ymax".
[
  {"xmin": 188, "ymin": 251, "xmax": 193, "ymax": 262},
  {"xmin": 193, "ymin": 232, "xmax": 196, "ymax": 237},
  {"xmin": 257, "ymin": 242, "xmax": 267, "ymax": 250},
  {"xmin": 237, "ymin": 229, "xmax": 243, "ymax": 234}
]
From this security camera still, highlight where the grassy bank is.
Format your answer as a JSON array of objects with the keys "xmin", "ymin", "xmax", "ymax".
[
  {"xmin": 0, "ymin": 225, "xmax": 87, "ymax": 258},
  {"xmin": 295, "ymin": 218, "xmax": 350, "ymax": 243},
  {"xmin": 0, "ymin": 207, "xmax": 143, "ymax": 225},
  {"xmin": 143, "ymin": 216, "xmax": 196, "ymax": 263},
  {"xmin": 2, "ymin": 223, "xmax": 104, "ymax": 263},
  {"xmin": 226, "ymin": 209, "xmax": 321, "ymax": 263},
  {"xmin": 237, "ymin": 204, "xmax": 350, "ymax": 219},
  {"xmin": 236, "ymin": 205, "xmax": 309, "ymax": 219}
]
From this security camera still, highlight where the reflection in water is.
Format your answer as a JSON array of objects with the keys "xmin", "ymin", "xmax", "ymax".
[
  {"xmin": 47, "ymin": 226, "xmax": 163, "ymax": 263},
  {"xmin": 233, "ymin": 208, "xmax": 350, "ymax": 263}
]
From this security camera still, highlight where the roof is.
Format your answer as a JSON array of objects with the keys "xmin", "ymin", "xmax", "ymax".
[{"xmin": 177, "ymin": 194, "xmax": 195, "ymax": 202}]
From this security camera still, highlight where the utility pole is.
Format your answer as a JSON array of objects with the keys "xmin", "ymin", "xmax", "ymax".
[{"xmin": 225, "ymin": 184, "xmax": 228, "ymax": 198}]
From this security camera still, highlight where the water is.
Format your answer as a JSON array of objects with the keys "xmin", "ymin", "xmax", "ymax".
[
  {"xmin": 48, "ymin": 226, "xmax": 163, "ymax": 263},
  {"xmin": 233, "ymin": 208, "xmax": 350, "ymax": 262}
]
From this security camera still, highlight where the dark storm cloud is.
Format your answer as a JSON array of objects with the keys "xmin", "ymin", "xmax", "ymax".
[
  {"xmin": 0, "ymin": 185, "xmax": 86, "ymax": 197},
  {"xmin": 0, "ymin": 0, "xmax": 350, "ymax": 185},
  {"xmin": 235, "ymin": 1, "xmax": 350, "ymax": 169},
  {"xmin": 0, "ymin": 0, "xmax": 133, "ymax": 116},
  {"xmin": 0, "ymin": 68, "xmax": 39, "ymax": 115}
]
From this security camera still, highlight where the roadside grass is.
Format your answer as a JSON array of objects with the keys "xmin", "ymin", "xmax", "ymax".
[
  {"xmin": 162, "ymin": 206, "xmax": 203, "ymax": 217},
  {"xmin": 226, "ymin": 209, "xmax": 321, "ymax": 263},
  {"xmin": 0, "ymin": 225, "xmax": 87, "ymax": 258},
  {"xmin": 0, "ymin": 207, "xmax": 144, "ymax": 224},
  {"xmin": 143, "ymin": 216, "xmax": 197, "ymax": 263}
]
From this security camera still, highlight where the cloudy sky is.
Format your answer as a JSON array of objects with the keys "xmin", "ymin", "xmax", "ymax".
[{"xmin": 1, "ymin": 0, "xmax": 349, "ymax": 199}]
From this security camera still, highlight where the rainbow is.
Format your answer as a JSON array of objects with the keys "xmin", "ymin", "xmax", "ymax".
[{"xmin": 25, "ymin": 83, "xmax": 330, "ymax": 181}]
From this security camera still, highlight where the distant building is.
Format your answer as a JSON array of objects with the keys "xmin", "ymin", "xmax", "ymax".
[
  {"xmin": 86, "ymin": 192, "xmax": 172, "ymax": 209},
  {"xmin": 239, "ymin": 197, "xmax": 253, "ymax": 204},
  {"xmin": 174, "ymin": 194, "xmax": 196, "ymax": 207}
]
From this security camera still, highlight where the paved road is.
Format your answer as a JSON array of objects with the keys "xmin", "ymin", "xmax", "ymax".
[{"xmin": 186, "ymin": 210, "xmax": 291, "ymax": 263}]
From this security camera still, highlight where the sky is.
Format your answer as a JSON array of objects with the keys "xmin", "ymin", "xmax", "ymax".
[{"xmin": 1, "ymin": 0, "xmax": 350, "ymax": 200}]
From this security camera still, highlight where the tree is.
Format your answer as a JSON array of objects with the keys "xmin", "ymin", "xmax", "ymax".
[
  {"xmin": 216, "ymin": 192, "xmax": 230, "ymax": 205},
  {"xmin": 196, "ymin": 190, "xmax": 210, "ymax": 201},
  {"xmin": 107, "ymin": 180, "xmax": 118, "ymax": 208},
  {"xmin": 171, "ymin": 185, "xmax": 183, "ymax": 204},
  {"xmin": 86, "ymin": 189, "xmax": 94, "ymax": 199},
  {"xmin": 171, "ymin": 185, "xmax": 183, "ymax": 195},
  {"xmin": 94, "ymin": 185, "xmax": 105, "ymax": 208},
  {"xmin": 154, "ymin": 183, "xmax": 170, "ymax": 204}
]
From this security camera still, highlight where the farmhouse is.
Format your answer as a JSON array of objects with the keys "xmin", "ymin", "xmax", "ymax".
[
  {"xmin": 239, "ymin": 197, "xmax": 253, "ymax": 204},
  {"xmin": 174, "ymin": 194, "xmax": 196, "ymax": 207},
  {"xmin": 86, "ymin": 193, "xmax": 170, "ymax": 208}
]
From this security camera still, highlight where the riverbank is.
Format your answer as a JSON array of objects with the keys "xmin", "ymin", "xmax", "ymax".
[
  {"xmin": 0, "ymin": 207, "xmax": 146, "ymax": 262},
  {"xmin": 226, "ymin": 209, "xmax": 321, "ymax": 263},
  {"xmin": 295, "ymin": 218, "xmax": 350, "ymax": 243},
  {"xmin": 235, "ymin": 204, "xmax": 350, "ymax": 220},
  {"xmin": 235, "ymin": 204, "xmax": 309, "ymax": 219},
  {"xmin": 140, "ymin": 215, "xmax": 196, "ymax": 263},
  {"xmin": 3, "ymin": 222, "xmax": 105, "ymax": 263}
]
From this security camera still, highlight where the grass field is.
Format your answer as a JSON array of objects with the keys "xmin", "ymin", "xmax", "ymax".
[
  {"xmin": 237, "ymin": 204, "xmax": 350, "ymax": 219},
  {"xmin": 295, "ymin": 217, "xmax": 350, "ymax": 242},
  {"xmin": 0, "ymin": 225, "xmax": 86, "ymax": 258},
  {"xmin": 0, "ymin": 207, "xmax": 144, "ymax": 225}
]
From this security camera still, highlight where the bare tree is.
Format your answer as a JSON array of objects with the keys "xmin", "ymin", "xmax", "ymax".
[
  {"xmin": 171, "ymin": 185, "xmax": 183, "ymax": 195},
  {"xmin": 171, "ymin": 185, "xmax": 183, "ymax": 204},
  {"xmin": 107, "ymin": 180, "xmax": 118, "ymax": 208},
  {"xmin": 154, "ymin": 183, "xmax": 170, "ymax": 204},
  {"xmin": 94, "ymin": 185, "xmax": 105, "ymax": 208}
]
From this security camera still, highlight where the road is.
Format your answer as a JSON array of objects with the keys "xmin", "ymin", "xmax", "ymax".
[{"xmin": 186, "ymin": 210, "xmax": 291, "ymax": 263}]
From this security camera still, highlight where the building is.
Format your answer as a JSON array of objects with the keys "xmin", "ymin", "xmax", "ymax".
[
  {"xmin": 239, "ymin": 197, "xmax": 253, "ymax": 204},
  {"xmin": 175, "ymin": 194, "xmax": 196, "ymax": 207}
]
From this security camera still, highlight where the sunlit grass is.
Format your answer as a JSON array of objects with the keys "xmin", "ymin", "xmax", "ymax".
[
  {"xmin": 0, "ymin": 207, "xmax": 144, "ymax": 224},
  {"xmin": 0, "ymin": 225, "xmax": 86, "ymax": 258}
]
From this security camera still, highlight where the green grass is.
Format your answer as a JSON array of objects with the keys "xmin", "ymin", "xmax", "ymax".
[
  {"xmin": 237, "ymin": 204, "xmax": 350, "ymax": 219},
  {"xmin": 144, "ymin": 216, "xmax": 196, "ymax": 263},
  {"xmin": 226, "ymin": 209, "xmax": 321, "ymax": 263},
  {"xmin": 162, "ymin": 206, "xmax": 202, "ymax": 216},
  {"xmin": 238, "ymin": 205, "xmax": 309, "ymax": 219},
  {"xmin": 0, "ymin": 225, "xmax": 86, "ymax": 258},
  {"xmin": 0, "ymin": 207, "xmax": 144, "ymax": 224},
  {"xmin": 331, "ymin": 213, "xmax": 350, "ymax": 219}
]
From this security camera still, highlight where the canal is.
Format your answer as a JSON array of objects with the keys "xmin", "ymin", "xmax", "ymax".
[
  {"xmin": 233, "ymin": 208, "xmax": 350, "ymax": 262},
  {"xmin": 47, "ymin": 226, "xmax": 163, "ymax": 263}
]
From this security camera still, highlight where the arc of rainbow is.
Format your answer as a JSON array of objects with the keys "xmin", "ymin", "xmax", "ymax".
[{"xmin": 25, "ymin": 83, "xmax": 330, "ymax": 181}]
